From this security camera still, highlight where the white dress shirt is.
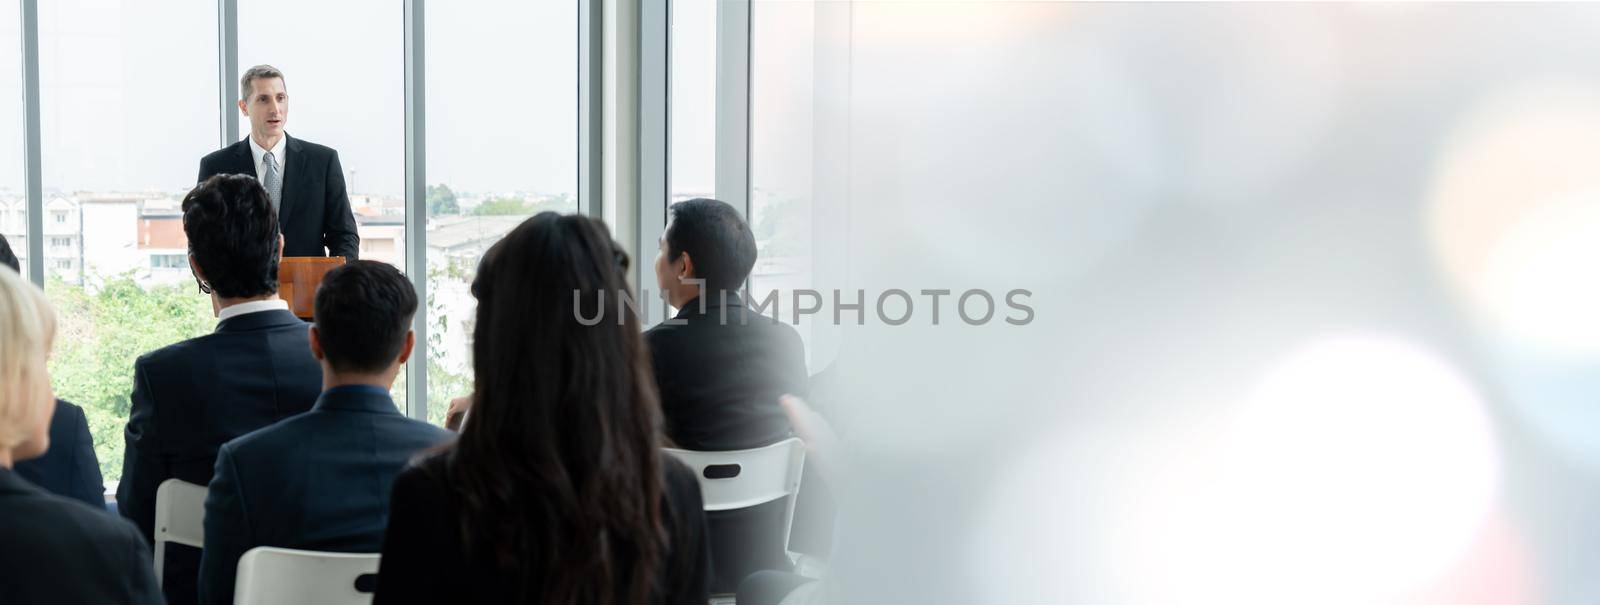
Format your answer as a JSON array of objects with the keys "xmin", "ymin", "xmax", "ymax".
[
  {"xmin": 217, "ymin": 298, "xmax": 290, "ymax": 323},
  {"xmin": 247, "ymin": 135, "xmax": 288, "ymax": 186}
]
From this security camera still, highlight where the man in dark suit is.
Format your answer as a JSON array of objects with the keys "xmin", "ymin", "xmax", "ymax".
[
  {"xmin": 199, "ymin": 260, "xmax": 451, "ymax": 605},
  {"xmin": 198, "ymin": 64, "xmax": 359, "ymax": 259},
  {"xmin": 0, "ymin": 234, "xmax": 105, "ymax": 510},
  {"xmin": 13, "ymin": 398, "xmax": 103, "ymax": 510},
  {"xmin": 645, "ymin": 198, "xmax": 811, "ymax": 592},
  {"xmin": 118, "ymin": 174, "xmax": 323, "ymax": 605},
  {"xmin": 0, "ymin": 466, "xmax": 161, "ymax": 603},
  {"xmin": 646, "ymin": 198, "xmax": 810, "ymax": 450}
]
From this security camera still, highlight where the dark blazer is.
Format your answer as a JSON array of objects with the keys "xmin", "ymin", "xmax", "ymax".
[
  {"xmin": 0, "ymin": 468, "xmax": 162, "ymax": 604},
  {"xmin": 644, "ymin": 294, "xmax": 810, "ymax": 451},
  {"xmin": 117, "ymin": 308, "xmax": 323, "ymax": 605},
  {"xmin": 644, "ymin": 294, "xmax": 813, "ymax": 592},
  {"xmin": 197, "ymin": 135, "xmax": 360, "ymax": 259},
  {"xmin": 199, "ymin": 386, "xmax": 453, "ymax": 605},
  {"xmin": 374, "ymin": 453, "xmax": 711, "ymax": 604},
  {"xmin": 13, "ymin": 398, "xmax": 104, "ymax": 509}
]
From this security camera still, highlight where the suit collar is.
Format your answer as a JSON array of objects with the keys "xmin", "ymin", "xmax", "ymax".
[
  {"xmin": 238, "ymin": 134, "xmax": 297, "ymax": 152},
  {"xmin": 0, "ymin": 467, "xmax": 46, "ymax": 497},
  {"xmin": 280, "ymin": 134, "xmax": 309, "ymax": 225},
  {"xmin": 215, "ymin": 308, "xmax": 305, "ymax": 333},
  {"xmin": 313, "ymin": 387, "xmax": 401, "ymax": 415}
]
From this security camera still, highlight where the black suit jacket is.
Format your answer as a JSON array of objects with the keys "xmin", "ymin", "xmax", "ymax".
[
  {"xmin": 0, "ymin": 469, "xmax": 162, "ymax": 604},
  {"xmin": 117, "ymin": 308, "xmax": 323, "ymax": 605},
  {"xmin": 13, "ymin": 398, "xmax": 104, "ymax": 509},
  {"xmin": 197, "ymin": 135, "xmax": 360, "ymax": 259},
  {"xmin": 644, "ymin": 294, "xmax": 812, "ymax": 591},
  {"xmin": 644, "ymin": 294, "xmax": 810, "ymax": 451},
  {"xmin": 199, "ymin": 386, "xmax": 452, "ymax": 605},
  {"xmin": 374, "ymin": 454, "xmax": 711, "ymax": 604}
]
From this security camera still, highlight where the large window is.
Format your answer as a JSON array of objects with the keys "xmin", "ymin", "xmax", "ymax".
[
  {"xmin": 664, "ymin": 0, "xmax": 830, "ymax": 369},
  {"xmin": 6, "ymin": 2, "xmax": 591, "ymax": 474},
  {"xmin": 239, "ymin": 0, "xmax": 409, "ymax": 407},
  {"xmin": 423, "ymin": 0, "xmax": 578, "ymax": 425},
  {"xmin": 669, "ymin": 0, "xmax": 717, "ymax": 206},
  {"xmin": 750, "ymin": 0, "xmax": 824, "ymax": 370},
  {"xmin": 0, "ymin": 5, "xmax": 20, "ymax": 277},
  {"xmin": 38, "ymin": 0, "xmax": 219, "ymax": 484},
  {"xmin": 239, "ymin": 0, "xmax": 405, "ymax": 257}
]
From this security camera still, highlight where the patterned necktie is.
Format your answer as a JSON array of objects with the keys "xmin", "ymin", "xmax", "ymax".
[{"xmin": 262, "ymin": 151, "xmax": 282, "ymax": 212}]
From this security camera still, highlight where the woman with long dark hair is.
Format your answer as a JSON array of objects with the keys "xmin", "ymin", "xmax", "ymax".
[{"xmin": 374, "ymin": 213, "xmax": 710, "ymax": 604}]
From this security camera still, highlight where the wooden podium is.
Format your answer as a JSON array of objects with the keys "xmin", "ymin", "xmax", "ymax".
[{"xmin": 278, "ymin": 257, "xmax": 346, "ymax": 319}]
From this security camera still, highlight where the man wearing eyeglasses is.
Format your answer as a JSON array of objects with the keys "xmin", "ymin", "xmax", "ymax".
[{"xmin": 198, "ymin": 64, "xmax": 359, "ymax": 260}]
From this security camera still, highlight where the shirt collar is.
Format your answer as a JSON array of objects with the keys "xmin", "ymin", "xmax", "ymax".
[
  {"xmin": 247, "ymin": 134, "xmax": 288, "ymax": 168},
  {"xmin": 217, "ymin": 298, "xmax": 290, "ymax": 323}
]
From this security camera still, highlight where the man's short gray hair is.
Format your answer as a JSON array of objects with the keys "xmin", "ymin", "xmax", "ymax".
[{"xmin": 240, "ymin": 65, "xmax": 285, "ymax": 100}]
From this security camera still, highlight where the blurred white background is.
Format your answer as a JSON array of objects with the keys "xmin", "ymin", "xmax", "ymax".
[{"xmin": 784, "ymin": 3, "xmax": 1600, "ymax": 603}]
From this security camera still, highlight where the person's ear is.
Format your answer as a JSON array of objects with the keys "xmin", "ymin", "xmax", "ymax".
[
  {"xmin": 308, "ymin": 325, "xmax": 326, "ymax": 361},
  {"xmin": 237, "ymin": 98, "xmax": 248, "ymax": 116},
  {"xmin": 678, "ymin": 252, "xmax": 695, "ymax": 281},
  {"xmin": 276, "ymin": 234, "xmax": 285, "ymax": 260},
  {"xmin": 188, "ymin": 253, "xmax": 209, "ymax": 287},
  {"xmin": 395, "ymin": 329, "xmax": 416, "ymax": 366}
]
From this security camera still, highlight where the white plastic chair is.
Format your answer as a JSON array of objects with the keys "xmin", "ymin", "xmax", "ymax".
[
  {"xmin": 664, "ymin": 437, "xmax": 807, "ymax": 565},
  {"xmin": 233, "ymin": 546, "xmax": 381, "ymax": 605},
  {"xmin": 153, "ymin": 478, "xmax": 208, "ymax": 586}
]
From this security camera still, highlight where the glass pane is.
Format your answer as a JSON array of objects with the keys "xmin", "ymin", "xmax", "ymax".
[
  {"xmin": 38, "ymin": 0, "xmax": 218, "ymax": 485},
  {"xmin": 670, "ymin": 0, "xmax": 716, "ymax": 203},
  {"xmin": 425, "ymin": 0, "xmax": 577, "ymax": 426},
  {"xmin": 750, "ymin": 0, "xmax": 820, "ymax": 369},
  {"xmin": 0, "ymin": 6, "xmax": 22, "ymax": 279},
  {"xmin": 239, "ymin": 0, "xmax": 407, "ymax": 408}
]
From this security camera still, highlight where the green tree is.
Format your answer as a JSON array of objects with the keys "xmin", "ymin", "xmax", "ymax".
[
  {"xmin": 47, "ymin": 266, "xmax": 482, "ymax": 482},
  {"xmin": 427, "ymin": 183, "xmax": 460, "ymax": 215},
  {"xmin": 472, "ymin": 196, "xmax": 534, "ymax": 216},
  {"xmin": 47, "ymin": 274, "xmax": 216, "ymax": 481},
  {"xmin": 387, "ymin": 263, "xmax": 475, "ymax": 426}
]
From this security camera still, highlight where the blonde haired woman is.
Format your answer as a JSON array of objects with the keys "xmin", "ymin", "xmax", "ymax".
[{"xmin": 0, "ymin": 268, "xmax": 161, "ymax": 604}]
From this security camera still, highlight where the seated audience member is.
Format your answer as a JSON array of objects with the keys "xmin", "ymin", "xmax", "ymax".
[
  {"xmin": 647, "ymin": 198, "xmax": 810, "ymax": 450},
  {"xmin": 118, "ymin": 174, "xmax": 322, "ymax": 604},
  {"xmin": 647, "ymin": 198, "xmax": 811, "ymax": 590},
  {"xmin": 200, "ymin": 260, "xmax": 452, "ymax": 605},
  {"xmin": 375, "ymin": 213, "xmax": 711, "ymax": 604},
  {"xmin": 0, "ymin": 235, "xmax": 104, "ymax": 509},
  {"xmin": 0, "ymin": 267, "xmax": 161, "ymax": 604}
]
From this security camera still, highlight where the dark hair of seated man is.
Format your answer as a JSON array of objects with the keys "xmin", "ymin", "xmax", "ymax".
[
  {"xmin": 312, "ymin": 260, "xmax": 417, "ymax": 376},
  {"xmin": 183, "ymin": 173, "xmax": 281, "ymax": 299},
  {"xmin": 663, "ymin": 198, "xmax": 758, "ymax": 296}
]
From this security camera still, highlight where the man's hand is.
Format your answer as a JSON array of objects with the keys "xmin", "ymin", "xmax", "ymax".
[
  {"xmin": 445, "ymin": 394, "xmax": 473, "ymax": 431},
  {"xmin": 780, "ymin": 394, "xmax": 841, "ymax": 483}
]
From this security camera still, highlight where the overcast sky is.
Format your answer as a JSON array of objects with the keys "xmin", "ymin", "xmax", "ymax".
[{"xmin": 0, "ymin": 0, "xmax": 627, "ymax": 198}]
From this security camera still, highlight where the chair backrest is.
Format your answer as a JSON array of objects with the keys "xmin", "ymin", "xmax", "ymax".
[
  {"xmin": 153, "ymin": 478, "xmax": 208, "ymax": 586},
  {"xmin": 234, "ymin": 547, "xmax": 381, "ymax": 605},
  {"xmin": 664, "ymin": 438, "xmax": 807, "ymax": 553}
]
